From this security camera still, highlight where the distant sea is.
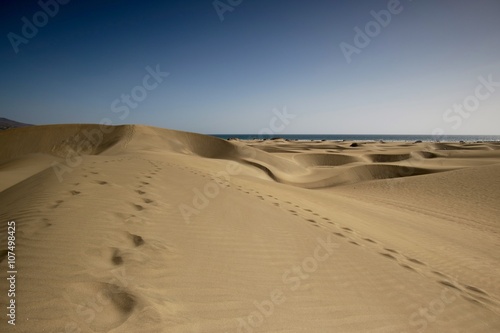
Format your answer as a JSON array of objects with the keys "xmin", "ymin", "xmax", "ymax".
[{"xmin": 211, "ymin": 134, "xmax": 500, "ymax": 142}]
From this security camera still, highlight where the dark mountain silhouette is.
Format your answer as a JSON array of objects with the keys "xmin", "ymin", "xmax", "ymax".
[{"xmin": 0, "ymin": 117, "xmax": 33, "ymax": 130}]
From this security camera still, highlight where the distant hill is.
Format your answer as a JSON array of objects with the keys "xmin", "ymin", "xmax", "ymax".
[{"xmin": 0, "ymin": 117, "xmax": 33, "ymax": 130}]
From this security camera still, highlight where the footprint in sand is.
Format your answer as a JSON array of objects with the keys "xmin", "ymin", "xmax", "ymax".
[
  {"xmin": 70, "ymin": 190, "xmax": 81, "ymax": 195},
  {"xmin": 407, "ymin": 258, "xmax": 425, "ymax": 265},
  {"xmin": 129, "ymin": 234, "xmax": 145, "ymax": 247},
  {"xmin": 306, "ymin": 219, "xmax": 321, "ymax": 228},
  {"xmin": 399, "ymin": 263, "xmax": 416, "ymax": 271},
  {"xmin": 461, "ymin": 295, "xmax": 483, "ymax": 305},
  {"xmin": 133, "ymin": 204, "xmax": 144, "ymax": 211},
  {"xmin": 51, "ymin": 200, "xmax": 64, "ymax": 208},
  {"xmin": 380, "ymin": 252, "xmax": 397, "ymax": 260},
  {"xmin": 438, "ymin": 280, "xmax": 460, "ymax": 290},
  {"xmin": 64, "ymin": 282, "xmax": 137, "ymax": 331},
  {"xmin": 111, "ymin": 249, "xmax": 124, "ymax": 265},
  {"xmin": 465, "ymin": 285, "xmax": 488, "ymax": 296},
  {"xmin": 432, "ymin": 271, "xmax": 448, "ymax": 278}
]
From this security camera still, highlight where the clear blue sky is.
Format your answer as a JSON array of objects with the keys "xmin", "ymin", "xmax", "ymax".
[{"xmin": 1, "ymin": 0, "xmax": 499, "ymax": 134}]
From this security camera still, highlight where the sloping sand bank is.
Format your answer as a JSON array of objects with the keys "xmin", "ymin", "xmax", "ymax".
[{"xmin": 1, "ymin": 124, "xmax": 499, "ymax": 332}]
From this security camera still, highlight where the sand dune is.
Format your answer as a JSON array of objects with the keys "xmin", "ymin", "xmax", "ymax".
[{"xmin": 1, "ymin": 124, "xmax": 500, "ymax": 332}]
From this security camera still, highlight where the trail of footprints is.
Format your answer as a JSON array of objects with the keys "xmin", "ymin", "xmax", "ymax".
[
  {"xmin": 131, "ymin": 160, "xmax": 163, "ymax": 212},
  {"xmin": 231, "ymin": 183, "xmax": 500, "ymax": 314},
  {"xmin": 46, "ymin": 158, "xmax": 500, "ymax": 316},
  {"xmin": 45, "ymin": 158, "xmax": 170, "ymax": 323},
  {"xmin": 179, "ymin": 164, "xmax": 234, "ymax": 189},
  {"xmin": 36, "ymin": 157, "xmax": 190, "ymax": 329},
  {"xmin": 48, "ymin": 157, "xmax": 166, "ymax": 229},
  {"xmin": 89, "ymin": 159, "xmax": 166, "ymax": 326}
]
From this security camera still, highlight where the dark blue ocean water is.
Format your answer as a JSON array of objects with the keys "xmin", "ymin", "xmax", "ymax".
[{"xmin": 211, "ymin": 134, "xmax": 500, "ymax": 142}]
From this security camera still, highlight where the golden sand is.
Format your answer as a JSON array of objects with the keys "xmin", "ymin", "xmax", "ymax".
[{"xmin": 1, "ymin": 124, "xmax": 499, "ymax": 332}]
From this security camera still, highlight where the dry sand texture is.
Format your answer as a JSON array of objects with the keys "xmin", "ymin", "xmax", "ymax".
[{"xmin": 1, "ymin": 124, "xmax": 500, "ymax": 332}]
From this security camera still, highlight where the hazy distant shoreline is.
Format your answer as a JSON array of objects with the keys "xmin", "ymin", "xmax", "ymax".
[{"xmin": 211, "ymin": 134, "xmax": 500, "ymax": 142}]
